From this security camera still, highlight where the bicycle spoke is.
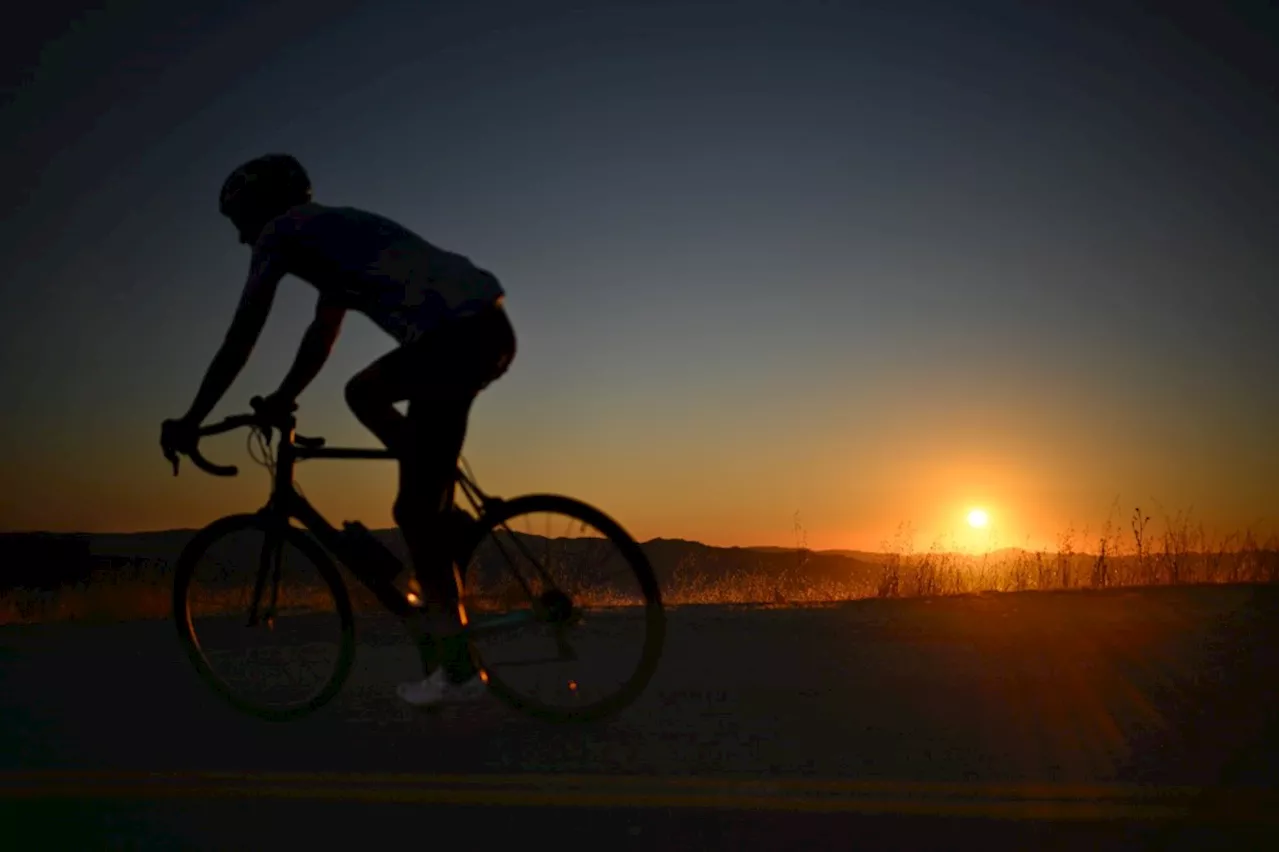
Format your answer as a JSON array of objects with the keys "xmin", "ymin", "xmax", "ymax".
[
  {"xmin": 459, "ymin": 495, "xmax": 664, "ymax": 721},
  {"xmin": 248, "ymin": 537, "xmax": 273, "ymax": 628},
  {"xmin": 485, "ymin": 524, "xmax": 541, "ymax": 601},
  {"xmin": 267, "ymin": 531, "xmax": 284, "ymax": 623}
]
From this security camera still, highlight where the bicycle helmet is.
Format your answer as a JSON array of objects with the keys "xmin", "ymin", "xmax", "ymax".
[{"xmin": 218, "ymin": 154, "xmax": 312, "ymax": 221}]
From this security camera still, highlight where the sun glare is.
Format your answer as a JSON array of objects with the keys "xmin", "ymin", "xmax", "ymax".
[{"xmin": 967, "ymin": 508, "xmax": 989, "ymax": 529}]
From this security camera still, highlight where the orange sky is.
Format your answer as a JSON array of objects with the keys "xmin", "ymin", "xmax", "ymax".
[
  {"xmin": 2, "ymin": 333, "xmax": 1273, "ymax": 554},
  {"xmin": 1, "ymin": 1, "xmax": 1274, "ymax": 553}
]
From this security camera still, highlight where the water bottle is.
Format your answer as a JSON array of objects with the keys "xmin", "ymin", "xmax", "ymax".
[{"xmin": 341, "ymin": 521, "xmax": 403, "ymax": 582}]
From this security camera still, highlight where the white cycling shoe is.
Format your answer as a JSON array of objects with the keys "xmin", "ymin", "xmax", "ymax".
[{"xmin": 397, "ymin": 667, "xmax": 488, "ymax": 707}]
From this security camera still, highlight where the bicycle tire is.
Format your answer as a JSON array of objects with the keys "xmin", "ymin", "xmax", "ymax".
[
  {"xmin": 172, "ymin": 513, "xmax": 357, "ymax": 722},
  {"xmin": 456, "ymin": 494, "xmax": 666, "ymax": 723}
]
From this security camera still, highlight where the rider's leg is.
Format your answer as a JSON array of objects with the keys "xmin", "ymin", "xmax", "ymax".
[
  {"xmin": 348, "ymin": 306, "xmax": 515, "ymax": 703},
  {"xmin": 396, "ymin": 389, "xmax": 478, "ymax": 683},
  {"xmin": 344, "ymin": 351, "xmax": 413, "ymax": 455},
  {"xmin": 396, "ymin": 308, "xmax": 516, "ymax": 680},
  {"xmin": 345, "ymin": 339, "xmax": 462, "ymax": 629},
  {"xmin": 345, "ymin": 304, "xmax": 515, "ymax": 462}
]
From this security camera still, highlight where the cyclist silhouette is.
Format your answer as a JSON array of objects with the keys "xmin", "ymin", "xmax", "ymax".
[{"xmin": 160, "ymin": 154, "xmax": 515, "ymax": 707}]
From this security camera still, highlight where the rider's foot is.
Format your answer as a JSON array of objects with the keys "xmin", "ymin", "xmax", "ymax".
[{"xmin": 397, "ymin": 667, "xmax": 488, "ymax": 707}]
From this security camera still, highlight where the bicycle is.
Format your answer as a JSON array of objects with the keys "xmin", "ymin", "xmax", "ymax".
[{"xmin": 169, "ymin": 399, "xmax": 666, "ymax": 723}]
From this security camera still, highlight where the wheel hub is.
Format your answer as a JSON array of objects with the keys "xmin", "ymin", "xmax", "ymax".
[{"xmin": 539, "ymin": 589, "xmax": 574, "ymax": 624}]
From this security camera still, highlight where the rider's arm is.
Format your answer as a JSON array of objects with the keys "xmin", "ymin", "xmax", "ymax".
[
  {"xmin": 273, "ymin": 295, "xmax": 346, "ymax": 402},
  {"xmin": 182, "ymin": 248, "xmax": 287, "ymax": 425}
]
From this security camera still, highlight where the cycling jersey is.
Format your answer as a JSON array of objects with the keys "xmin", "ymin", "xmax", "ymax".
[{"xmin": 244, "ymin": 203, "xmax": 504, "ymax": 343}]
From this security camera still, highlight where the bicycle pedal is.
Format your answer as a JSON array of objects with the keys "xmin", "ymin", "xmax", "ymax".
[{"xmin": 405, "ymin": 575, "xmax": 424, "ymax": 607}]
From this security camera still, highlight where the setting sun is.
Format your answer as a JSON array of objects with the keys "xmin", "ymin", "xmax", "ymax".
[{"xmin": 967, "ymin": 509, "xmax": 989, "ymax": 529}]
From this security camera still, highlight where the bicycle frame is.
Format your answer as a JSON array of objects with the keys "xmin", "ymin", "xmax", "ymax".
[{"xmin": 248, "ymin": 420, "xmax": 549, "ymax": 640}]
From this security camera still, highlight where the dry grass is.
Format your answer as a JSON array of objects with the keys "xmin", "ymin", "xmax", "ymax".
[
  {"xmin": 659, "ymin": 505, "xmax": 1277, "ymax": 605},
  {"xmin": 867, "ymin": 507, "xmax": 1277, "ymax": 600},
  {"xmin": 1, "ymin": 505, "xmax": 1275, "ymax": 625},
  {"xmin": 0, "ymin": 582, "xmax": 174, "ymax": 626}
]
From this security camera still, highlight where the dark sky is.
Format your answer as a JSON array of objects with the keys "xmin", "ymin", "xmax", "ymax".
[{"xmin": 1, "ymin": 0, "xmax": 1274, "ymax": 548}]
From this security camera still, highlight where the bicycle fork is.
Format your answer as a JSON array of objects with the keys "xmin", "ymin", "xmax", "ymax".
[{"xmin": 247, "ymin": 526, "xmax": 286, "ymax": 629}]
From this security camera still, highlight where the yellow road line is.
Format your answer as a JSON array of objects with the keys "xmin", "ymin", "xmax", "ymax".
[
  {"xmin": 0, "ymin": 771, "xmax": 1270, "ymax": 823},
  {"xmin": 0, "ymin": 770, "xmax": 1237, "ymax": 799}
]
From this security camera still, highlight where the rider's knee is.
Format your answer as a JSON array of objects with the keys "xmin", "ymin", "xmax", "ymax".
[
  {"xmin": 344, "ymin": 374, "xmax": 384, "ymax": 419},
  {"xmin": 393, "ymin": 493, "xmax": 434, "ymax": 531},
  {"xmin": 391, "ymin": 494, "xmax": 413, "ymax": 529}
]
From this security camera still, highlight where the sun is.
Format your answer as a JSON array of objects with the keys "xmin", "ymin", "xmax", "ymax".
[{"xmin": 967, "ymin": 508, "xmax": 989, "ymax": 529}]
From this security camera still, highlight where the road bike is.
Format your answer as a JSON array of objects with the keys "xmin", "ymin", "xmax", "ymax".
[{"xmin": 169, "ymin": 400, "xmax": 666, "ymax": 723}]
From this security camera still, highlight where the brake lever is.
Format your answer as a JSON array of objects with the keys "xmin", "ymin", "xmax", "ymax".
[{"xmin": 163, "ymin": 443, "xmax": 181, "ymax": 477}]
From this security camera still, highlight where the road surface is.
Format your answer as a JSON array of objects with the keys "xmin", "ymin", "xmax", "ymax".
[{"xmin": 0, "ymin": 584, "xmax": 1273, "ymax": 849}]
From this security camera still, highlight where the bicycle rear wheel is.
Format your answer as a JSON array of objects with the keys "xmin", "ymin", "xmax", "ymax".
[
  {"xmin": 172, "ymin": 513, "xmax": 356, "ymax": 722},
  {"xmin": 456, "ymin": 494, "xmax": 665, "ymax": 723}
]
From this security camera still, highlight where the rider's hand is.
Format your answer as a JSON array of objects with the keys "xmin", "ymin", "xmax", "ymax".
[
  {"xmin": 252, "ymin": 392, "xmax": 298, "ymax": 426},
  {"xmin": 160, "ymin": 417, "xmax": 200, "ymax": 475}
]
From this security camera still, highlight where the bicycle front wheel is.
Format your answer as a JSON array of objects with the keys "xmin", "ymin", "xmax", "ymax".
[
  {"xmin": 172, "ymin": 513, "xmax": 356, "ymax": 722},
  {"xmin": 457, "ymin": 494, "xmax": 666, "ymax": 723}
]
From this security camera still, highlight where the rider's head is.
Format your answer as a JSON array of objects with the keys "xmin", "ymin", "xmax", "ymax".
[{"xmin": 218, "ymin": 154, "xmax": 312, "ymax": 245}]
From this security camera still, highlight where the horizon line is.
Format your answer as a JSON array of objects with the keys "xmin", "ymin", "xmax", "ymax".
[{"xmin": 3, "ymin": 527, "xmax": 1276, "ymax": 560}]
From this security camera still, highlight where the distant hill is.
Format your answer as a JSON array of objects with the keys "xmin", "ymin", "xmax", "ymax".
[
  {"xmin": 3, "ymin": 526, "xmax": 1274, "ymax": 601},
  {"xmin": 77, "ymin": 531, "xmax": 1013, "ymax": 566},
  {"xmin": 17, "ymin": 530, "xmax": 1181, "ymax": 568},
  {"xmin": 88, "ymin": 529, "xmax": 206, "ymax": 561},
  {"xmin": 0, "ymin": 528, "xmax": 883, "ymax": 595},
  {"xmin": 747, "ymin": 547, "xmax": 885, "ymax": 560}
]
